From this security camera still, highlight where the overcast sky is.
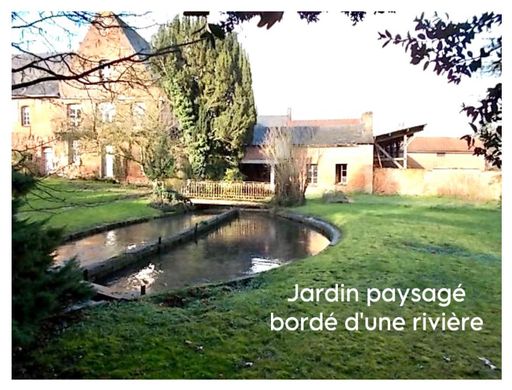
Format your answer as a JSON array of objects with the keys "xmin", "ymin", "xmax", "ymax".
[{"xmin": 12, "ymin": 8, "xmax": 501, "ymax": 137}]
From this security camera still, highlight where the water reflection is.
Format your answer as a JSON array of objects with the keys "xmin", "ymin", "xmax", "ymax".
[
  {"xmin": 248, "ymin": 257, "xmax": 281, "ymax": 273},
  {"xmin": 100, "ymin": 212, "xmax": 330, "ymax": 294},
  {"xmin": 128, "ymin": 263, "xmax": 162, "ymax": 289},
  {"xmin": 105, "ymin": 230, "xmax": 117, "ymax": 247},
  {"xmin": 55, "ymin": 212, "xmax": 214, "ymax": 266}
]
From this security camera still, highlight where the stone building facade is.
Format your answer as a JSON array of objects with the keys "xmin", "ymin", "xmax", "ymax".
[
  {"xmin": 12, "ymin": 12, "xmax": 162, "ymax": 183},
  {"xmin": 241, "ymin": 111, "xmax": 375, "ymax": 193}
]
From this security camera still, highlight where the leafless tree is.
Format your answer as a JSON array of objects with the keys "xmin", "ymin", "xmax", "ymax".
[
  {"xmin": 11, "ymin": 11, "xmax": 213, "ymax": 91},
  {"xmin": 50, "ymin": 91, "xmax": 183, "ymax": 184},
  {"xmin": 262, "ymin": 126, "xmax": 311, "ymax": 206}
]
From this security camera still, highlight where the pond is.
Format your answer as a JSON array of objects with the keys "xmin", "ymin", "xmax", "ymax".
[
  {"xmin": 97, "ymin": 212, "xmax": 330, "ymax": 295},
  {"xmin": 55, "ymin": 212, "xmax": 215, "ymax": 266}
]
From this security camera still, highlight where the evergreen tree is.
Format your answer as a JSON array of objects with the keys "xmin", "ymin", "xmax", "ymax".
[
  {"xmin": 12, "ymin": 170, "xmax": 93, "ymax": 351},
  {"xmin": 151, "ymin": 16, "xmax": 257, "ymax": 180}
]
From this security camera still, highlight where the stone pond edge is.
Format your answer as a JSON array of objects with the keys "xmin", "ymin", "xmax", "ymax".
[{"xmin": 80, "ymin": 207, "xmax": 342, "ymax": 301}]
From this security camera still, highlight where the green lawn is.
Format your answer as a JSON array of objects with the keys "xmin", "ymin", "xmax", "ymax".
[
  {"xmin": 17, "ymin": 178, "xmax": 159, "ymax": 234},
  {"xmin": 18, "ymin": 192, "xmax": 501, "ymax": 379}
]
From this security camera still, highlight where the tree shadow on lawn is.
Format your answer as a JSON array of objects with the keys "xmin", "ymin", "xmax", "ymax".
[
  {"xmin": 399, "ymin": 241, "xmax": 500, "ymax": 263},
  {"xmin": 364, "ymin": 209, "xmax": 499, "ymax": 237}
]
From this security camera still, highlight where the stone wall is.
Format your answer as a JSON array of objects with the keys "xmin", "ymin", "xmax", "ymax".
[
  {"xmin": 305, "ymin": 144, "xmax": 374, "ymax": 194},
  {"xmin": 373, "ymin": 168, "xmax": 501, "ymax": 201},
  {"xmin": 408, "ymin": 152, "xmax": 486, "ymax": 170}
]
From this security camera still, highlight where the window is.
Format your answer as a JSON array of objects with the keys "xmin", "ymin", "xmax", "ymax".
[
  {"xmin": 104, "ymin": 145, "xmax": 115, "ymax": 178},
  {"xmin": 98, "ymin": 102, "xmax": 115, "ymax": 122},
  {"xmin": 99, "ymin": 59, "xmax": 112, "ymax": 80},
  {"xmin": 307, "ymin": 164, "xmax": 318, "ymax": 185},
  {"xmin": 69, "ymin": 140, "xmax": 81, "ymax": 166},
  {"xmin": 67, "ymin": 104, "xmax": 81, "ymax": 127},
  {"xmin": 335, "ymin": 164, "xmax": 348, "ymax": 185},
  {"xmin": 43, "ymin": 147, "xmax": 54, "ymax": 173},
  {"xmin": 132, "ymin": 102, "xmax": 146, "ymax": 125},
  {"xmin": 21, "ymin": 106, "xmax": 30, "ymax": 126}
]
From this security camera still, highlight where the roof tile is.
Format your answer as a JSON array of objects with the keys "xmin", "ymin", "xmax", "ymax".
[{"xmin": 408, "ymin": 137, "xmax": 483, "ymax": 153}]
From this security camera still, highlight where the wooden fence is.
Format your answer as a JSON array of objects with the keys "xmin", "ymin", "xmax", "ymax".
[{"xmin": 180, "ymin": 181, "xmax": 274, "ymax": 201}]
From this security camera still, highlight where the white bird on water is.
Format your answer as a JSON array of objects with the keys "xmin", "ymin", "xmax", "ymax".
[{"xmin": 133, "ymin": 263, "xmax": 161, "ymax": 286}]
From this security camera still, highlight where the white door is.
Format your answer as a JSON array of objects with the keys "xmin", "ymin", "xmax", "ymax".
[
  {"xmin": 43, "ymin": 147, "xmax": 53, "ymax": 174},
  {"xmin": 105, "ymin": 145, "xmax": 114, "ymax": 178}
]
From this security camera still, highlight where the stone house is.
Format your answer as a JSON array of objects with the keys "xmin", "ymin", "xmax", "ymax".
[
  {"xmin": 241, "ymin": 111, "xmax": 375, "ymax": 193},
  {"xmin": 11, "ymin": 12, "xmax": 162, "ymax": 183},
  {"xmin": 12, "ymin": 13, "xmax": 494, "ymax": 197}
]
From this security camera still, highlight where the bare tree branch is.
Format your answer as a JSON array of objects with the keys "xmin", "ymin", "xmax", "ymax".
[{"xmin": 12, "ymin": 36, "xmax": 206, "ymax": 91}]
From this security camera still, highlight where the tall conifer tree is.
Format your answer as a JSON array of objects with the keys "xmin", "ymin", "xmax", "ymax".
[{"xmin": 152, "ymin": 16, "xmax": 257, "ymax": 179}]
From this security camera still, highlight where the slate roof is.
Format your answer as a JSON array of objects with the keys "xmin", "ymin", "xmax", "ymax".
[
  {"xmin": 250, "ymin": 115, "xmax": 373, "ymax": 146},
  {"xmin": 114, "ymin": 15, "xmax": 151, "ymax": 57},
  {"xmin": 290, "ymin": 125, "xmax": 373, "ymax": 145},
  {"xmin": 408, "ymin": 137, "xmax": 482, "ymax": 153},
  {"xmin": 251, "ymin": 115, "xmax": 290, "ymax": 144},
  {"xmin": 12, "ymin": 53, "xmax": 65, "ymax": 98}
]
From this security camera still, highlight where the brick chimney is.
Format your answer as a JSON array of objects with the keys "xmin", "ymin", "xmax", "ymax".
[
  {"xmin": 361, "ymin": 111, "xmax": 373, "ymax": 136},
  {"xmin": 287, "ymin": 107, "xmax": 292, "ymax": 123}
]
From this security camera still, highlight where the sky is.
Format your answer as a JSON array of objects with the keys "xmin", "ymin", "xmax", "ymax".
[
  {"xmin": 10, "ymin": 9, "xmax": 501, "ymax": 138},
  {"xmin": 229, "ymin": 11, "xmax": 497, "ymax": 136},
  {"xmin": 125, "ymin": 10, "xmax": 501, "ymax": 137}
]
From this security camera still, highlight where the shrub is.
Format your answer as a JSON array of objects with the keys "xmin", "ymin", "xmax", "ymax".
[
  {"xmin": 223, "ymin": 167, "xmax": 245, "ymax": 182},
  {"xmin": 12, "ymin": 170, "xmax": 93, "ymax": 351},
  {"xmin": 321, "ymin": 190, "xmax": 351, "ymax": 204}
]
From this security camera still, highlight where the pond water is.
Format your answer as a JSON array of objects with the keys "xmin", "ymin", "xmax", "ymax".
[
  {"xmin": 55, "ymin": 212, "xmax": 214, "ymax": 266},
  {"xmin": 98, "ymin": 212, "xmax": 330, "ymax": 294}
]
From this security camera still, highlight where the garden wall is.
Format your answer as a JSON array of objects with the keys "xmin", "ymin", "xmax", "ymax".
[{"xmin": 373, "ymin": 168, "xmax": 501, "ymax": 201}]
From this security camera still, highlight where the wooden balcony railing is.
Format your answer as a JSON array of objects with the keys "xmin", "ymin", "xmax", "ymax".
[{"xmin": 180, "ymin": 180, "xmax": 274, "ymax": 201}]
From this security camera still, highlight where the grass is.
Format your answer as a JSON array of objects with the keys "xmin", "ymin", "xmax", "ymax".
[
  {"xmin": 17, "ymin": 178, "xmax": 160, "ymax": 234},
  {"xmin": 16, "ymin": 190, "xmax": 501, "ymax": 379}
]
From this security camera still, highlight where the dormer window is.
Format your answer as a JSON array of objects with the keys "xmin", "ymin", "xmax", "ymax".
[{"xmin": 99, "ymin": 59, "xmax": 112, "ymax": 81}]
